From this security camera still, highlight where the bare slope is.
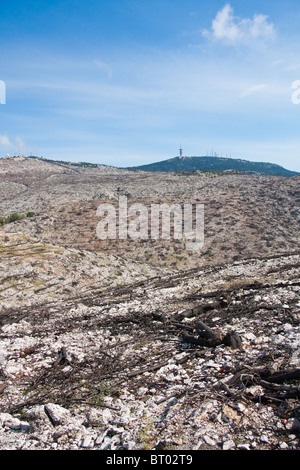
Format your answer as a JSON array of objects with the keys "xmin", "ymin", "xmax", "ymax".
[
  {"xmin": 1, "ymin": 157, "xmax": 299, "ymax": 269},
  {"xmin": 0, "ymin": 232, "xmax": 167, "ymax": 311}
]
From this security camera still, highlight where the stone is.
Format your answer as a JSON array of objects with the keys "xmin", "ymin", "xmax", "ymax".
[
  {"xmin": 237, "ymin": 443, "xmax": 251, "ymax": 450},
  {"xmin": 52, "ymin": 423, "xmax": 86, "ymax": 446},
  {"xmin": 95, "ymin": 430, "xmax": 108, "ymax": 446},
  {"xmin": 279, "ymin": 442, "xmax": 289, "ymax": 449},
  {"xmin": 203, "ymin": 435, "xmax": 216, "ymax": 447},
  {"xmin": 85, "ymin": 408, "xmax": 104, "ymax": 426},
  {"xmin": 100, "ymin": 436, "xmax": 112, "ymax": 450},
  {"xmin": 222, "ymin": 404, "xmax": 241, "ymax": 424},
  {"xmin": 80, "ymin": 434, "xmax": 94, "ymax": 448},
  {"xmin": 0, "ymin": 413, "xmax": 29, "ymax": 432},
  {"xmin": 44, "ymin": 403, "xmax": 71, "ymax": 426},
  {"xmin": 223, "ymin": 439, "xmax": 235, "ymax": 450},
  {"xmin": 193, "ymin": 440, "xmax": 203, "ymax": 450},
  {"xmin": 101, "ymin": 409, "xmax": 113, "ymax": 425},
  {"xmin": 260, "ymin": 434, "xmax": 270, "ymax": 444}
]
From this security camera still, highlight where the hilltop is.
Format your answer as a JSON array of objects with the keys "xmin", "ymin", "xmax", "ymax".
[{"xmin": 127, "ymin": 155, "xmax": 300, "ymax": 177}]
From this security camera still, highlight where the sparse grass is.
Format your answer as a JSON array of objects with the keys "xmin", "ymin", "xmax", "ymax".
[{"xmin": 139, "ymin": 422, "xmax": 156, "ymax": 450}]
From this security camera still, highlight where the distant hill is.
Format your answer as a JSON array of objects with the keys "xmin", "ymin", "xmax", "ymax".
[{"xmin": 127, "ymin": 156, "xmax": 300, "ymax": 177}]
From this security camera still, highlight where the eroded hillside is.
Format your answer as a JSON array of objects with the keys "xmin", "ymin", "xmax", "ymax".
[
  {"xmin": 0, "ymin": 157, "xmax": 299, "ymax": 269},
  {"xmin": 0, "ymin": 156, "xmax": 299, "ymax": 451}
]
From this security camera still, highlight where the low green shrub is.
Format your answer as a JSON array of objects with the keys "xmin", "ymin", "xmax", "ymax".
[{"xmin": 0, "ymin": 211, "xmax": 35, "ymax": 225}]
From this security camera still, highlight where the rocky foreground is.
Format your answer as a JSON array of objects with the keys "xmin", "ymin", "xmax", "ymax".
[{"xmin": 0, "ymin": 237, "xmax": 299, "ymax": 450}]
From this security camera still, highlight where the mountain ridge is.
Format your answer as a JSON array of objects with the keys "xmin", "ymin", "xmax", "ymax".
[
  {"xmin": 127, "ymin": 155, "xmax": 300, "ymax": 177},
  {"xmin": 2, "ymin": 154, "xmax": 299, "ymax": 177}
]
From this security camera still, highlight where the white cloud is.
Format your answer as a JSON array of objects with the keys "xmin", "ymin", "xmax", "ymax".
[
  {"xmin": 203, "ymin": 4, "xmax": 275, "ymax": 44},
  {"xmin": 0, "ymin": 134, "xmax": 12, "ymax": 147},
  {"xmin": 0, "ymin": 134, "xmax": 27, "ymax": 154},
  {"xmin": 240, "ymin": 83, "xmax": 268, "ymax": 98},
  {"xmin": 283, "ymin": 63, "xmax": 300, "ymax": 71},
  {"xmin": 93, "ymin": 58, "xmax": 113, "ymax": 78}
]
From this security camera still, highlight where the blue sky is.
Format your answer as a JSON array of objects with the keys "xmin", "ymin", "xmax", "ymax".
[{"xmin": 1, "ymin": 1, "xmax": 300, "ymax": 171}]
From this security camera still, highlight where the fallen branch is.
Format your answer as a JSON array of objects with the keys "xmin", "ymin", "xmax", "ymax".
[
  {"xmin": 127, "ymin": 358, "xmax": 170, "ymax": 378},
  {"xmin": 181, "ymin": 320, "xmax": 242, "ymax": 350},
  {"xmin": 195, "ymin": 321, "xmax": 220, "ymax": 341},
  {"xmin": 62, "ymin": 398, "xmax": 120, "ymax": 411},
  {"xmin": 259, "ymin": 379, "xmax": 300, "ymax": 393},
  {"xmin": 181, "ymin": 332, "xmax": 218, "ymax": 348},
  {"xmin": 263, "ymin": 368, "xmax": 300, "ymax": 384}
]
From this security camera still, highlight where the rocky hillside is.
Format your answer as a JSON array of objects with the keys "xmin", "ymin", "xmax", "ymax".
[
  {"xmin": 0, "ymin": 156, "xmax": 299, "ymax": 451},
  {"xmin": 1, "ymin": 157, "xmax": 299, "ymax": 270},
  {"xmin": 0, "ymin": 232, "xmax": 167, "ymax": 312}
]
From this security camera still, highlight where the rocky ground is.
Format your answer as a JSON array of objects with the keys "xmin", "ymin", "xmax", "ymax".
[
  {"xmin": 0, "ymin": 156, "xmax": 299, "ymax": 451},
  {"xmin": 1, "ymin": 156, "xmax": 300, "ymax": 269}
]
